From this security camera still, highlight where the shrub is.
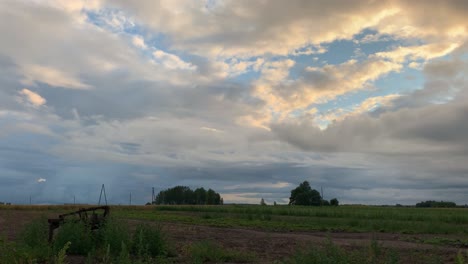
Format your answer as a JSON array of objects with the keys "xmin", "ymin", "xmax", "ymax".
[
  {"xmin": 98, "ymin": 217, "xmax": 131, "ymax": 255},
  {"xmin": 132, "ymin": 223, "xmax": 167, "ymax": 257},
  {"xmin": 53, "ymin": 221, "xmax": 95, "ymax": 255},
  {"xmin": 17, "ymin": 216, "xmax": 51, "ymax": 261}
]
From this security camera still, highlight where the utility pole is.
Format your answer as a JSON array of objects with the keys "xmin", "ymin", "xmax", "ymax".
[
  {"xmin": 152, "ymin": 187, "xmax": 155, "ymax": 204},
  {"xmin": 129, "ymin": 193, "xmax": 132, "ymax": 206},
  {"xmin": 98, "ymin": 184, "xmax": 108, "ymax": 205},
  {"xmin": 73, "ymin": 195, "xmax": 76, "ymax": 205}
]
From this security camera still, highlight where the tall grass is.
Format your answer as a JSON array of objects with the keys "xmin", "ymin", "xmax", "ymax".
[{"xmin": 0, "ymin": 215, "xmax": 170, "ymax": 263}]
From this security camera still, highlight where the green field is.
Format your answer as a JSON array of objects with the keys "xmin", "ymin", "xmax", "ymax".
[
  {"xmin": 1, "ymin": 204, "xmax": 467, "ymax": 263},
  {"xmin": 111, "ymin": 204, "xmax": 468, "ymax": 235}
]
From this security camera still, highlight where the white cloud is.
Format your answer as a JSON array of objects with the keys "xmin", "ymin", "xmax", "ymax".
[
  {"xmin": 18, "ymin": 88, "xmax": 46, "ymax": 107},
  {"xmin": 200, "ymin": 126, "xmax": 224, "ymax": 133},
  {"xmin": 132, "ymin": 35, "xmax": 147, "ymax": 49},
  {"xmin": 21, "ymin": 64, "xmax": 91, "ymax": 89},
  {"xmin": 316, "ymin": 94, "xmax": 401, "ymax": 127},
  {"xmin": 37, "ymin": 178, "xmax": 46, "ymax": 183},
  {"xmin": 152, "ymin": 50, "xmax": 196, "ymax": 70}
]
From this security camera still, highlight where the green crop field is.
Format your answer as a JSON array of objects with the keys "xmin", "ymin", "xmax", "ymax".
[{"xmin": 112, "ymin": 204, "xmax": 468, "ymax": 235}]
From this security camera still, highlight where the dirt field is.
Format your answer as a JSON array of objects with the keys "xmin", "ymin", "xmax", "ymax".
[{"xmin": 0, "ymin": 210, "xmax": 464, "ymax": 263}]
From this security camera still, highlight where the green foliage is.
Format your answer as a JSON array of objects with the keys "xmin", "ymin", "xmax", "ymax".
[
  {"xmin": 330, "ymin": 198, "xmax": 339, "ymax": 206},
  {"xmin": 0, "ymin": 235, "xmax": 29, "ymax": 263},
  {"xmin": 54, "ymin": 241, "xmax": 71, "ymax": 264},
  {"xmin": 117, "ymin": 204, "xmax": 468, "ymax": 235},
  {"xmin": 456, "ymin": 250, "xmax": 468, "ymax": 264},
  {"xmin": 416, "ymin": 200, "xmax": 457, "ymax": 208},
  {"xmin": 132, "ymin": 223, "xmax": 167, "ymax": 257},
  {"xmin": 0, "ymin": 214, "xmax": 175, "ymax": 263},
  {"xmin": 98, "ymin": 217, "xmax": 131, "ymax": 255},
  {"xmin": 284, "ymin": 239, "xmax": 398, "ymax": 264},
  {"xmin": 289, "ymin": 181, "xmax": 322, "ymax": 206},
  {"xmin": 115, "ymin": 241, "xmax": 132, "ymax": 264},
  {"xmin": 52, "ymin": 221, "xmax": 94, "ymax": 255},
  {"xmin": 17, "ymin": 216, "xmax": 51, "ymax": 260},
  {"xmin": 190, "ymin": 240, "xmax": 256, "ymax": 264},
  {"xmin": 154, "ymin": 186, "xmax": 222, "ymax": 205}
]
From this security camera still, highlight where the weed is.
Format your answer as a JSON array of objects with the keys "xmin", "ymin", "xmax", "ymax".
[
  {"xmin": 98, "ymin": 217, "xmax": 131, "ymax": 255},
  {"xmin": 18, "ymin": 216, "xmax": 50, "ymax": 261},
  {"xmin": 284, "ymin": 239, "xmax": 399, "ymax": 264},
  {"xmin": 456, "ymin": 250, "xmax": 468, "ymax": 264},
  {"xmin": 54, "ymin": 241, "xmax": 71, "ymax": 264},
  {"xmin": 52, "ymin": 221, "xmax": 94, "ymax": 255},
  {"xmin": 190, "ymin": 240, "xmax": 256, "ymax": 264},
  {"xmin": 132, "ymin": 223, "xmax": 167, "ymax": 257}
]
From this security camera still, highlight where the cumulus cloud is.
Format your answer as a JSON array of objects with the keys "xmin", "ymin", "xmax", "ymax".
[
  {"xmin": 132, "ymin": 35, "xmax": 147, "ymax": 49},
  {"xmin": 37, "ymin": 178, "xmax": 46, "ymax": 183},
  {"xmin": 0, "ymin": 0, "xmax": 467, "ymax": 205}
]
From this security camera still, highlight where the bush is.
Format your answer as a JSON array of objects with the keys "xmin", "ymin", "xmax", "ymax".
[
  {"xmin": 17, "ymin": 216, "xmax": 51, "ymax": 261},
  {"xmin": 53, "ymin": 221, "xmax": 95, "ymax": 255},
  {"xmin": 98, "ymin": 217, "xmax": 131, "ymax": 255},
  {"xmin": 132, "ymin": 223, "xmax": 167, "ymax": 257}
]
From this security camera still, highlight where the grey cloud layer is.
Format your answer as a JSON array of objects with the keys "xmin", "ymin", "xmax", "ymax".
[{"xmin": 0, "ymin": 0, "xmax": 467, "ymax": 205}]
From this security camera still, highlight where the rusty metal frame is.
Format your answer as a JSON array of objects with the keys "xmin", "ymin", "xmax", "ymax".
[{"xmin": 47, "ymin": 206, "xmax": 110, "ymax": 242}]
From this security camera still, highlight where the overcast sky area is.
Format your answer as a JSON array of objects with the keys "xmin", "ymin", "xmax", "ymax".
[{"xmin": 0, "ymin": 0, "xmax": 467, "ymax": 205}]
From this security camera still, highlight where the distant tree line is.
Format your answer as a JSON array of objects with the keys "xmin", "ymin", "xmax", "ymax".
[
  {"xmin": 415, "ymin": 200, "xmax": 456, "ymax": 208},
  {"xmin": 289, "ymin": 181, "xmax": 339, "ymax": 206},
  {"xmin": 152, "ymin": 186, "xmax": 223, "ymax": 205}
]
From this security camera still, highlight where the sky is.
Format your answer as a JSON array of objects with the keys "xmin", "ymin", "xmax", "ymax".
[{"xmin": 0, "ymin": 0, "xmax": 467, "ymax": 205}]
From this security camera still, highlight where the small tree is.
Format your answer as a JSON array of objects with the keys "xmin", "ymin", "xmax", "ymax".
[
  {"xmin": 330, "ymin": 198, "xmax": 339, "ymax": 206},
  {"xmin": 273, "ymin": 201, "xmax": 277, "ymax": 206},
  {"xmin": 260, "ymin": 198, "xmax": 267, "ymax": 206}
]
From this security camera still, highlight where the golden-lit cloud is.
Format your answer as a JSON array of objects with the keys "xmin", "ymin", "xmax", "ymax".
[{"xmin": 18, "ymin": 88, "xmax": 46, "ymax": 107}]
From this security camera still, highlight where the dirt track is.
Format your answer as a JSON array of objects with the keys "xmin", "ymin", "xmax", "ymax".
[{"xmin": 1, "ymin": 210, "xmax": 464, "ymax": 263}]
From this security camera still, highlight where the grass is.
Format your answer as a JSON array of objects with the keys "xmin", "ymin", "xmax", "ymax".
[
  {"xmin": 0, "ymin": 216, "xmax": 171, "ymax": 263},
  {"xmin": 284, "ymin": 239, "xmax": 400, "ymax": 264},
  {"xmin": 189, "ymin": 240, "xmax": 256, "ymax": 263},
  {"xmin": 110, "ymin": 204, "xmax": 468, "ymax": 235},
  {"xmin": 1, "ymin": 204, "xmax": 467, "ymax": 263}
]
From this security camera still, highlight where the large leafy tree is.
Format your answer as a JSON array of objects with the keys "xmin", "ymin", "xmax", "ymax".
[
  {"xmin": 154, "ymin": 186, "xmax": 222, "ymax": 205},
  {"xmin": 289, "ymin": 181, "xmax": 322, "ymax": 206}
]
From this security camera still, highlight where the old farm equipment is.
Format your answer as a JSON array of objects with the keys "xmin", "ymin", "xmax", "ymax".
[{"xmin": 47, "ymin": 206, "xmax": 110, "ymax": 242}]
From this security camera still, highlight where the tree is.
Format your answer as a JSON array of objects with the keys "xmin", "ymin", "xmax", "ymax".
[
  {"xmin": 260, "ymin": 198, "xmax": 267, "ymax": 206},
  {"xmin": 289, "ymin": 181, "xmax": 322, "ymax": 206},
  {"xmin": 194, "ymin": 187, "xmax": 207, "ymax": 204},
  {"xmin": 154, "ymin": 186, "xmax": 222, "ymax": 205},
  {"xmin": 330, "ymin": 198, "xmax": 339, "ymax": 206}
]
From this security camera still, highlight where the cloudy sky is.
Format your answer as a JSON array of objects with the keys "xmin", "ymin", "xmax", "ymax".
[{"xmin": 0, "ymin": 0, "xmax": 467, "ymax": 205}]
